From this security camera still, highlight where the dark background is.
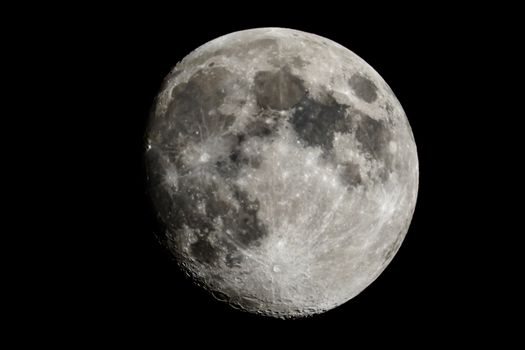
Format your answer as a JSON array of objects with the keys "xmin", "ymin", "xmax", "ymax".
[{"xmin": 18, "ymin": 3, "xmax": 511, "ymax": 343}]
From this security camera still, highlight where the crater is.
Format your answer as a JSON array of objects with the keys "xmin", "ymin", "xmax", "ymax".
[{"xmin": 349, "ymin": 73, "xmax": 378, "ymax": 103}]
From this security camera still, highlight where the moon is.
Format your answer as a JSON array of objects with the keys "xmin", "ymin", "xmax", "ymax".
[{"xmin": 145, "ymin": 28, "xmax": 418, "ymax": 318}]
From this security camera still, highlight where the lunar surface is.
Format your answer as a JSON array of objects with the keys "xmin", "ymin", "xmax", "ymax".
[{"xmin": 145, "ymin": 28, "xmax": 418, "ymax": 318}]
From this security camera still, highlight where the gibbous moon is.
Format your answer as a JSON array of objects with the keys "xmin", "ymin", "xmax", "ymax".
[{"xmin": 146, "ymin": 28, "xmax": 418, "ymax": 318}]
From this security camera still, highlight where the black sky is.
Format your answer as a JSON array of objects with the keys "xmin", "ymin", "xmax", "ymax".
[{"xmin": 14, "ymin": 4, "xmax": 510, "ymax": 344}]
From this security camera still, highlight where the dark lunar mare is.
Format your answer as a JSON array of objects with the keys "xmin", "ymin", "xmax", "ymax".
[
  {"xmin": 186, "ymin": 180, "xmax": 268, "ymax": 266},
  {"xmin": 355, "ymin": 115, "xmax": 394, "ymax": 180},
  {"xmin": 349, "ymin": 73, "xmax": 378, "ymax": 103},
  {"xmin": 288, "ymin": 85, "xmax": 394, "ymax": 184},
  {"xmin": 146, "ymin": 154, "xmax": 269, "ymax": 267},
  {"xmin": 215, "ymin": 110, "xmax": 283, "ymax": 179},
  {"xmin": 147, "ymin": 65, "xmax": 274, "ymax": 267},
  {"xmin": 253, "ymin": 68, "xmax": 306, "ymax": 110},
  {"xmin": 339, "ymin": 161, "xmax": 363, "ymax": 187},
  {"xmin": 149, "ymin": 67, "xmax": 236, "ymax": 173},
  {"xmin": 290, "ymin": 93, "xmax": 352, "ymax": 151},
  {"xmin": 147, "ymin": 58, "xmax": 394, "ymax": 270}
]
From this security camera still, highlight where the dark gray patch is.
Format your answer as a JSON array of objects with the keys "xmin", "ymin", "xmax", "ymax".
[
  {"xmin": 340, "ymin": 162, "xmax": 362, "ymax": 187},
  {"xmin": 215, "ymin": 158, "xmax": 240, "ymax": 179},
  {"xmin": 215, "ymin": 133, "xmax": 262, "ymax": 178},
  {"xmin": 158, "ymin": 67, "xmax": 236, "ymax": 167},
  {"xmin": 154, "ymin": 172, "xmax": 267, "ymax": 265},
  {"xmin": 245, "ymin": 114, "xmax": 279, "ymax": 138},
  {"xmin": 225, "ymin": 251, "xmax": 243, "ymax": 268},
  {"xmin": 184, "ymin": 184, "xmax": 267, "ymax": 254},
  {"xmin": 247, "ymin": 122, "xmax": 273, "ymax": 137},
  {"xmin": 226, "ymin": 188, "xmax": 267, "ymax": 246},
  {"xmin": 168, "ymin": 68, "xmax": 235, "ymax": 135},
  {"xmin": 355, "ymin": 115, "xmax": 393, "ymax": 179},
  {"xmin": 168, "ymin": 179, "xmax": 222, "ymax": 233},
  {"xmin": 214, "ymin": 134, "xmax": 243, "ymax": 179},
  {"xmin": 349, "ymin": 74, "xmax": 378, "ymax": 103},
  {"xmin": 231, "ymin": 148, "xmax": 263, "ymax": 169},
  {"xmin": 291, "ymin": 56, "xmax": 308, "ymax": 68},
  {"xmin": 254, "ymin": 68, "xmax": 306, "ymax": 110},
  {"xmin": 355, "ymin": 115, "xmax": 390, "ymax": 159},
  {"xmin": 290, "ymin": 93, "xmax": 351, "ymax": 151},
  {"xmin": 155, "ymin": 178, "xmax": 225, "ymax": 265},
  {"xmin": 355, "ymin": 115, "xmax": 388, "ymax": 158},
  {"xmin": 190, "ymin": 239, "xmax": 218, "ymax": 265}
]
